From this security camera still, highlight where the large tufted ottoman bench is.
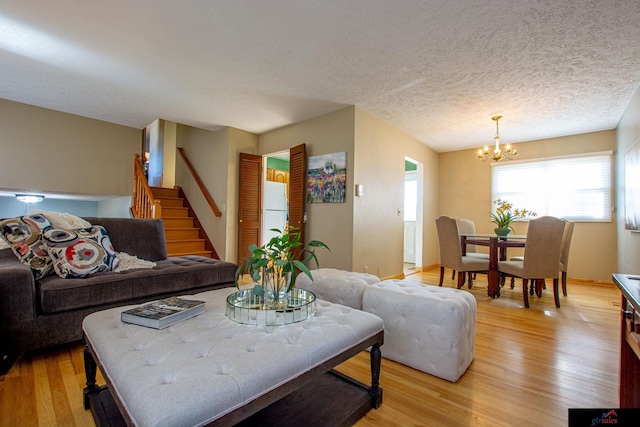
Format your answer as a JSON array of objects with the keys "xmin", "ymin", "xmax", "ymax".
[
  {"xmin": 363, "ymin": 279, "xmax": 476, "ymax": 382},
  {"xmin": 296, "ymin": 268, "xmax": 381, "ymax": 309},
  {"xmin": 82, "ymin": 288, "xmax": 384, "ymax": 426}
]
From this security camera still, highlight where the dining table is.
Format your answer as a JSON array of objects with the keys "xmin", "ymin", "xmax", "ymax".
[{"xmin": 460, "ymin": 233, "xmax": 526, "ymax": 298}]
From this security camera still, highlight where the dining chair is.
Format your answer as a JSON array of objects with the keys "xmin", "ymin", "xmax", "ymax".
[
  {"xmin": 456, "ymin": 218, "xmax": 490, "ymax": 260},
  {"xmin": 558, "ymin": 220, "xmax": 575, "ymax": 296},
  {"xmin": 454, "ymin": 218, "xmax": 490, "ymax": 285},
  {"xmin": 497, "ymin": 216, "xmax": 565, "ymax": 308},
  {"xmin": 436, "ymin": 216, "xmax": 490, "ymax": 289},
  {"xmin": 509, "ymin": 219, "xmax": 574, "ymax": 297}
]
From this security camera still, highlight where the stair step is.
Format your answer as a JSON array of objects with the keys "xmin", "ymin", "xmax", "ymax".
[
  {"xmin": 161, "ymin": 217, "xmax": 196, "ymax": 228},
  {"xmin": 164, "ymin": 228, "xmax": 200, "ymax": 240},
  {"xmin": 150, "ymin": 187, "xmax": 179, "ymax": 198},
  {"xmin": 168, "ymin": 250, "xmax": 213, "ymax": 258},
  {"xmin": 155, "ymin": 197, "xmax": 185, "ymax": 208},
  {"xmin": 160, "ymin": 206, "xmax": 190, "ymax": 217},
  {"xmin": 166, "ymin": 239, "xmax": 207, "ymax": 253}
]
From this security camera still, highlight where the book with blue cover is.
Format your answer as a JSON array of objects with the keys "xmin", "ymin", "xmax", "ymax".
[{"xmin": 121, "ymin": 297, "xmax": 205, "ymax": 329}]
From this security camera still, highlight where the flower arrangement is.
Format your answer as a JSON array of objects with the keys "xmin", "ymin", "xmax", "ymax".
[
  {"xmin": 235, "ymin": 227, "xmax": 330, "ymax": 307},
  {"xmin": 490, "ymin": 199, "xmax": 537, "ymax": 232}
]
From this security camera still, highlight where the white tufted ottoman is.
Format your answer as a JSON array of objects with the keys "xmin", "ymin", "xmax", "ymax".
[
  {"xmin": 363, "ymin": 279, "xmax": 476, "ymax": 382},
  {"xmin": 82, "ymin": 288, "xmax": 384, "ymax": 426},
  {"xmin": 296, "ymin": 268, "xmax": 381, "ymax": 309}
]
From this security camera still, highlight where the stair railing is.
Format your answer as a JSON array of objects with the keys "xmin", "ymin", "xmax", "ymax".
[
  {"xmin": 131, "ymin": 154, "xmax": 162, "ymax": 219},
  {"xmin": 176, "ymin": 147, "xmax": 222, "ymax": 217}
]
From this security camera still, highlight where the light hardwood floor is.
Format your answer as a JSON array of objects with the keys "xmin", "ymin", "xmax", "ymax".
[{"xmin": 0, "ymin": 269, "xmax": 621, "ymax": 426}]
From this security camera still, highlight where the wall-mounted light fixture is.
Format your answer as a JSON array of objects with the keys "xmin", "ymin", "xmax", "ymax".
[{"xmin": 15, "ymin": 194, "xmax": 45, "ymax": 204}]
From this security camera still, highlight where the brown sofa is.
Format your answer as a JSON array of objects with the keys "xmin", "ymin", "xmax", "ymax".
[{"xmin": 0, "ymin": 217, "xmax": 237, "ymax": 375}]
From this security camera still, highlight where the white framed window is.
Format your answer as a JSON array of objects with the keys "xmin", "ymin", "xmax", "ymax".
[{"xmin": 491, "ymin": 152, "xmax": 613, "ymax": 222}]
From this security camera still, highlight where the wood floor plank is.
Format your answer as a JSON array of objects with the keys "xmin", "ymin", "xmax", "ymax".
[
  {"xmin": 0, "ymin": 269, "xmax": 622, "ymax": 426},
  {"xmin": 33, "ymin": 354, "xmax": 57, "ymax": 427}
]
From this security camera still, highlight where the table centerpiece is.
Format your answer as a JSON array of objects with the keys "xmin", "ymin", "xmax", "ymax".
[
  {"xmin": 489, "ymin": 199, "xmax": 536, "ymax": 236},
  {"xmin": 235, "ymin": 227, "xmax": 330, "ymax": 310}
]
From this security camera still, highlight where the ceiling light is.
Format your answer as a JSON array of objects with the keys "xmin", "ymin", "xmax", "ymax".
[
  {"xmin": 15, "ymin": 194, "xmax": 44, "ymax": 204},
  {"xmin": 477, "ymin": 116, "xmax": 518, "ymax": 162}
]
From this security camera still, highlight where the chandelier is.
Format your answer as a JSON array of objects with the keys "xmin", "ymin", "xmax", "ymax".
[{"xmin": 476, "ymin": 115, "xmax": 518, "ymax": 162}]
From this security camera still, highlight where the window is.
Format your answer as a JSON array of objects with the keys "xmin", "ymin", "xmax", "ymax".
[{"xmin": 491, "ymin": 152, "xmax": 612, "ymax": 222}]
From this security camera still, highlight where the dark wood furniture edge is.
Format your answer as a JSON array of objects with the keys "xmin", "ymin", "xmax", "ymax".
[
  {"xmin": 83, "ymin": 330, "xmax": 384, "ymax": 426},
  {"xmin": 613, "ymin": 274, "xmax": 640, "ymax": 408}
]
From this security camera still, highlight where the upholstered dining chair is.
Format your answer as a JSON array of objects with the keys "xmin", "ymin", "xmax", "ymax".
[
  {"xmin": 498, "ymin": 216, "xmax": 565, "ymax": 308},
  {"xmin": 558, "ymin": 220, "xmax": 575, "ymax": 296},
  {"xmin": 454, "ymin": 218, "xmax": 490, "ymax": 284},
  {"xmin": 509, "ymin": 219, "xmax": 574, "ymax": 297},
  {"xmin": 436, "ymin": 216, "xmax": 490, "ymax": 289},
  {"xmin": 456, "ymin": 218, "xmax": 490, "ymax": 260}
]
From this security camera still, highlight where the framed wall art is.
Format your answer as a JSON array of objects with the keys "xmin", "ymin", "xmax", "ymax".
[{"xmin": 307, "ymin": 152, "xmax": 346, "ymax": 203}]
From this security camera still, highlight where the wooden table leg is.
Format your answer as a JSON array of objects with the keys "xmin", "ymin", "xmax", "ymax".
[
  {"xmin": 83, "ymin": 344, "xmax": 98, "ymax": 410},
  {"xmin": 487, "ymin": 238, "xmax": 500, "ymax": 298},
  {"xmin": 370, "ymin": 343, "xmax": 383, "ymax": 408}
]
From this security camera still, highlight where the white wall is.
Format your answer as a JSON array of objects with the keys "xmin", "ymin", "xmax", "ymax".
[{"xmin": 617, "ymin": 85, "xmax": 640, "ymax": 275}]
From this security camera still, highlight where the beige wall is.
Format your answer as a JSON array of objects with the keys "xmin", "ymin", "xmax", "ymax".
[
  {"xmin": 259, "ymin": 107, "xmax": 356, "ymax": 271},
  {"xmin": 439, "ymin": 130, "xmax": 617, "ymax": 281},
  {"xmin": 0, "ymin": 98, "xmax": 140, "ymax": 197},
  {"xmin": 259, "ymin": 106, "xmax": 439, "ymax": 278},
  {"xmin": 616, "ymin": 85, "xmax": 640, "ymax": 275},
  {"xmin": 1, "ymin": 96, "xmax": 627, "ymax": 281},
  {"xmin": 353, "ymin": 108, "xmax": 439, "ymax": 277},
  {"xmin": 175, "ymin": 125, "xmax": 259, "ymax": 262}
]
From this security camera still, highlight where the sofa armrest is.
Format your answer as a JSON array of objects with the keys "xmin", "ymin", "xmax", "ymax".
[{"xmin": 0, "ymin": 251, "xmax": 38, "ymax": 323}]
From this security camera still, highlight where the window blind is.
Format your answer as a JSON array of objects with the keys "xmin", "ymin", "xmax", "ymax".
[{"xmin": 491, "ymin": 152, "xmax": 612, "ymax": 222}]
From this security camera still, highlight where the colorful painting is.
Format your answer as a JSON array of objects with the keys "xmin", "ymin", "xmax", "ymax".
[{"xmin": 307, "ymin": 152, "xmax": 346, "ymax": 203}]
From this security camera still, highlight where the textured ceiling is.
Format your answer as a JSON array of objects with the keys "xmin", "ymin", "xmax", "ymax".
[{"xmin": 1, "ymin": 0, "xmax": 639, "ymax": 153}]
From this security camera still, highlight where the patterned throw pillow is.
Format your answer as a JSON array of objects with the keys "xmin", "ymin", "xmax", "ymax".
[
  {"xmin": 43, "ymin": 226, "xmax": 120, "ymax": 278},
  {"xmin": 0, "ymin": 214, "xmax": 54, "ymax": 279}
]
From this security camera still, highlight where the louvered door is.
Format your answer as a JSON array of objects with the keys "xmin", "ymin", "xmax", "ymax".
[{"xmin": 237, "ymin": 153, "xmax": 262, "ymax": 263}]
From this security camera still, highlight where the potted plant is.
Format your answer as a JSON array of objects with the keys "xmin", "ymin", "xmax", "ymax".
[
  {"xmin": 235, "ymin": 227, "xmax": 330, "ymax": 309},
  {"xmin": 489, "ymin": 199, "xmax": 536, "ymax": 236}
]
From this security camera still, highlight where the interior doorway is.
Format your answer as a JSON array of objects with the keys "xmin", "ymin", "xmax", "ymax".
[
  {"xmin": 404, "ymin": 158, "xmax": 423, "ymax": 275},
  {"xmin": 262, "ymin": 151, "xmax": 290, "ymax": 245}
]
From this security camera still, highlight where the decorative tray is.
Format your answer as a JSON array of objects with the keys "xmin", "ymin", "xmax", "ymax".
[{"xmin": 226, "ymin": 288, "xmax": 316, "ymax": 326}]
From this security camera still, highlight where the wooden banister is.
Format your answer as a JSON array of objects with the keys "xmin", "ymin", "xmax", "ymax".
[
  {"xmin": 131, "ymin": 154, "xmax": 161, "ymax": 219},
  {"xmin": 176, "ymin": 147, "xmax": 222, "ymax": 217}
]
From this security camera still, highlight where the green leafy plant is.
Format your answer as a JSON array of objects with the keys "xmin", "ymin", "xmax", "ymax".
[
  {"xmin": 490, "ymin": 199, "xmax": 537, "ymax": 231},
  {"xmin": 235, "ymin": 227, "xmax": 330, "ymax": 296}
]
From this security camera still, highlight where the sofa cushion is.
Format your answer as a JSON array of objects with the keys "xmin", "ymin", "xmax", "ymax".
[
  {"xmin": 0, "ymin": 214, "xmax": 53, "ymax": 280},
  {"xmin": 83, "ymin": 217, "xmax": 167, "ymax": 261},
  {"xmin": 43, "ymin": 226, "xmax": 120, "ymax": 278},
  {"xmin": 37, "ymin": 256, "xmax": 238, "ymax": 314}
]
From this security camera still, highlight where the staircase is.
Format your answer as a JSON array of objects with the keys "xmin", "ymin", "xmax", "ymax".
[{"xmin": 149, "ymin": 186, "xmax": 213, "ymax": 258}]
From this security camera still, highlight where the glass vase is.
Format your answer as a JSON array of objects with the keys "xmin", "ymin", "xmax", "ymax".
[{"xmin": 263, "ymin": 273, "xmax": 289, "ymax": 310}]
